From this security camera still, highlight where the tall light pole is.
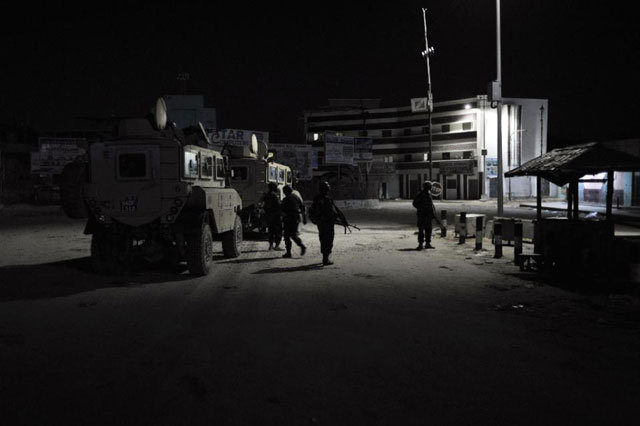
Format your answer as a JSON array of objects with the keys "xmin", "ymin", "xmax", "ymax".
[
  {"xmin": 422, "ymin": 8, "xmax": 435, "ymax": 181},
  {"xmin": 495, "ymin": 0, "xmax": 504, "ymax": 216}
]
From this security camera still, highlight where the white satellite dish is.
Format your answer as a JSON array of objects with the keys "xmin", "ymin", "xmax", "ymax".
[
  {"xmin": 154, "ymin": 97, "xmax": 168, "ymax": 130},
  {"xmin": 250, "ymin": 134, "xmax": 259, "ymax": 154}
]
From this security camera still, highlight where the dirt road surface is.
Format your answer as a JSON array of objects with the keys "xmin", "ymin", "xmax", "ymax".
[{"xmin": 1, "ymin": 202, "xmax": 639, "ymax": 425}]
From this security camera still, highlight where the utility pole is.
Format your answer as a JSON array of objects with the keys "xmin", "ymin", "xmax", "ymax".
[
  {"xmin": 422, "ymin": 8, "xmax": 435, "ymax": 181},
  {"xmin": 540, "ymin": 105, "xmax": 545, "ymax": 155},
  {"xmin": 495, "ymin": 0, "xmax": 504, "ymax": 216},
  {"xmin": 537, "ymin": 104, "xmax": 544, "ymax": 218}
]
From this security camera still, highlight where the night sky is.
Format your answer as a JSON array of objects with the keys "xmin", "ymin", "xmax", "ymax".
[{"xmin": 3, "ymin": 2, "xmax": 639, "ymax": 148}]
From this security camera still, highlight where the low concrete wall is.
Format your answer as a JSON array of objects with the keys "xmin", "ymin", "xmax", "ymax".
[{"xmin": 334, "ymin": 199, "xmax": 381, "ymax": 209}]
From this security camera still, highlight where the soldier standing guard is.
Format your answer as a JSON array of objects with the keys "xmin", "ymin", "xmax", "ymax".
[
  {"xmin": 281, "ymin": 185, "xmax": 307, "ymax": 258},
  {"xmin": 413, "ymin": 181, "xmax": 437, "ymax": 250},
  {"xmin": 309, "ymin": 181, "xmax": 337, "ymax": 266},
  {"xmin": 263, "ymin": 182, "xmax": 283, "ymax": 251}
]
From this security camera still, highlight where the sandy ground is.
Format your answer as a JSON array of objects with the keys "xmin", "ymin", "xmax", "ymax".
[{"xmin": 1, "ymin": 202, "xmax": 639, "ymax": 425}]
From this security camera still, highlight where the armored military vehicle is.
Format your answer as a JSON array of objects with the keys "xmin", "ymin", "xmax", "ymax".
[
  {"xmin": 61, "ymin": 98, "xmax": 243, "ymax": 276},
  {"xmin": 224, "ymin": 135, "xmax": 293, "ymax": 232}
]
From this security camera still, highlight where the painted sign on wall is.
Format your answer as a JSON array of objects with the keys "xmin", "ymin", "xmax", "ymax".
[
  {"xmin": 31, "ymin": 138, "xmax": 86, "ymax": 174},
  {"xmin": 354, "ymin": 137, "xmax": 373, "ymax": 161},
  {"xmin": 324, "ymin": 132, "xmax": 354, "ymax": 165},
  {"xmin": 209, "ymin": 129, "xmax": 269, "ymax": 148},
  {"xmin": 269, "ymin": 144, "xmax": 313, "ymax": 180}
]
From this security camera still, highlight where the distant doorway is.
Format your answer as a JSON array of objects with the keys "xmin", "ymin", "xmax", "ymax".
[
  {"xmin": 446, "ymin": 177, "xmax": 457, "ymax": 200},
  {"xmin": 409, "ymin": 179, "xmax": 419, "ymax": 199},
  {"xmin": 468, "ymin": 179, "xmax": 479, "ymax": 199},
  {"xmin": 489, "ymin": 178, "xmax": 497, "ymax": 198}
]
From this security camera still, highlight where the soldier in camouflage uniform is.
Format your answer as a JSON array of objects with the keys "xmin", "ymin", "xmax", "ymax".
[
  {"xmin": 413, "ymin": 181, "xmax": 436, "ymax": 250},
  {"xmin": 281, "ymin": 185, "xmax": 307, "ymax": 258},
  {"xmin": 309, "ymin": 181, "xmax": 337, "ymax": 265},
  {"xmin": 262, "ymin": 182, "xmax": 283, "ymax": 250}
]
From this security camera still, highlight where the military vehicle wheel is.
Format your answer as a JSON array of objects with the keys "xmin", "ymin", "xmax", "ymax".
[
  {"xmin": 91, "ymin": 233, "xmax": 118, "ymax": 275},
  {"xmin": 222, "ymin": 215, "xmax": 243, "ymax": 258},
  {"xmin": 186, "ymin": 221, "xmax": 214, "ymax": 276},
  {"xmin": 60, "ymin": 161, "xmax": 88, "ymax": 219}
]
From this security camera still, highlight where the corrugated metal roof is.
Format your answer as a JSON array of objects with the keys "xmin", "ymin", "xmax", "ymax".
[{"xmin": 505, "ymin": 142, "xmax": 640, "ymax": 186}]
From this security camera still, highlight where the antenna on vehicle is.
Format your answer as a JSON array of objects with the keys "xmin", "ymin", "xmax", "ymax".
[
  {"xmin": 154, "ymin": 97, "xmax": 168, "ymax": 130},
  {"xmin": 198, "ymin": 122, "xmax": 211, "ymax": 146}
]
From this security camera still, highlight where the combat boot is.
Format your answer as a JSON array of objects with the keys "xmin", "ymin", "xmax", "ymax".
[
  {"xmin": 282, "ymin": 251, "xmax": 292, "ymax": 258},
  {"xmin": 300, "ymin": 245, "xmax": 306, "ymax": 256},
  {"xmin": 322, "ymin": 254, "xmax": 334, "ymax": 266},
  {"xmin": 416, "ymin": 244, "xmax": 424, "ymax": 251}
]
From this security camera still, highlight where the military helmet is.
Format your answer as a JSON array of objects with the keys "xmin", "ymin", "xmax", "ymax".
[
  {"xmin": 319, "ymin": 181, "xmax": 330, "ymax": 195},
  {"xmin": 268, "ymin": 182, "xmax": 278, "ymax": 191},
  {"xmin": 283, "ymin": 184, "xmax": 293, "ymax": 195}
]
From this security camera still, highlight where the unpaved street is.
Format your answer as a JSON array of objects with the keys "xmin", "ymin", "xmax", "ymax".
[{"xmin": 1, "ymin": 202, "xmax": 639, "ymax": 425}]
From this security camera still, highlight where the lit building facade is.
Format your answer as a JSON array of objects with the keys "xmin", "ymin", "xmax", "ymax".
[{"xmin": 303, "ymin": 96, "xmax": 550, "ymax": 200}]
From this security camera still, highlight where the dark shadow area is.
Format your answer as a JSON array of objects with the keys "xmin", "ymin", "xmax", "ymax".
[
  {"xmin": 397, "ymin": 248, "xmax": 421, "ymax": 252},
  {"xmin": 218, "ymin": 256, "xmax": 282, "ymax": 265},
  {"xmin": 0, "ymin": 257, "xmax": 194, "ymax": 302},
  {"xmin": 243, "ymin": 231, "xmax": 269, "ymax": 241},
  {"xmin": 505, "ymin": 270, "xmax": 637, "ymax": 297},
  {"xmin": 252, "ymin": 263, "xmax": 325, "ymax": 274}
]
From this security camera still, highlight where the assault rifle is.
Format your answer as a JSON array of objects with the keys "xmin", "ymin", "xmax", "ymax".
[
  {"xmin": 333, "ymin": 204, "xmax": 360, "ymax": 234},
  {"xmin": 433, "ymin": 213, "xmax": 446, "ymax": 233}
]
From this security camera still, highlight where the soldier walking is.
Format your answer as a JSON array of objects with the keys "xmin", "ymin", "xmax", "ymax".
[
  {"xmin": 281, "ymin": 185, "xmax": 307, "ymax": 258},
  {"xmin": 263, "ymin": 182, "xmax": 283, "ymax": 251},
  {"xmin": 413, "ymin": 181, "xmax": 437, "ymax": 250},
  {"xmin": 309, "ymin": 181, "xmax": 337, "ymax": 265}
]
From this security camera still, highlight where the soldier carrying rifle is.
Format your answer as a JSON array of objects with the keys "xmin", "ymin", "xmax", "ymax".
[{"xmin": 308, "ymin": 181, "xmax": 359, "ymax": 266}]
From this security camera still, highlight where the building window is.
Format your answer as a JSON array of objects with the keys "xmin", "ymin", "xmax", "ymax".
[
  {"xmin": 441, "ymin": 124, "xmax": 450, "ymax": 133},
  {"xmin": 447, "ymin": 179, "xmax": 457, "ymax": 189},
  {"xmin": 382, "ymin": 130, "xmax": 392, "ymax": 137},
  {"xmin": 404, "ymin": 154, "xmax": 412, "ymax": 162},
  {"xmin": 462, "ymin": 122, "xmax": 472, "ymax": 131},
  {"xmin": 359, "ymin": 130, "xmax": 368, "ymax": 136},
  {"xmin": 463, "ymin": 151, "xmax": 473, "ymax": 159},
  {"xmin": 422, "ymin": 126, "xmax": 429, "ymax": 134},
  {"xmin": 404, "ymin": 128, "xmax": 412, "ymax": 136},
  {"xmin": 442, "ymin": 152, "xmax": 450, "ymax": 160},
  {"xmin": 423, "ymin": 153, "xmax": 429, "ymax": 161},
  {"xmin": 384, "ymin": 156, "xmax": 393, "ymax": 163}
]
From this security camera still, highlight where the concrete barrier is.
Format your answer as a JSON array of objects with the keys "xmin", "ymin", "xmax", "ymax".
[
  {"xmin": 333, "ymin": 199, "xmax": 381, "ymax": 209},
  {"xmin": 455, "ymin": 213, "xmax": 487, "ymax": 237}
]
